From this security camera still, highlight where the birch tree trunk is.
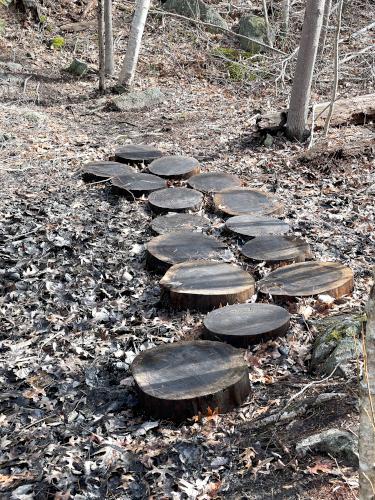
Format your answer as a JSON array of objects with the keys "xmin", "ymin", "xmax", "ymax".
[
  {"xmin": 286, "ymin": 0, "xmax": 325, "ymax": 141},
  {"xmin": 97, "ymin": 0, "xmax": 106, "ymax": 92},
  {"xmin": 320, "ymin": 0, "xmax": 332, "ymax": 53},
  {"xmin": 281, "ymin": 0, "xmax": 290, "ymax": 37},
  {"xmin": 359, "ymin": 281, "xmax": 375, "ymax": 500},
  {"xmin": 104, "ymin": 0, "xmax": 114, "ymax": 76},
  {"xmin": 118, "ymin": 0, "xmax": 151, "ymax": 87}
]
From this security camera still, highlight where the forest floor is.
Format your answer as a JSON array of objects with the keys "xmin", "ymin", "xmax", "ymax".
[{"xmin": 0, "ymin": 1, "xmax": 374, "ymax": 499}]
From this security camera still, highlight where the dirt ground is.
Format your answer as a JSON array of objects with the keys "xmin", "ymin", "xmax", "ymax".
[{"xmin": 0, "ymin": 1, "xmax": 374, "ymax": 499}]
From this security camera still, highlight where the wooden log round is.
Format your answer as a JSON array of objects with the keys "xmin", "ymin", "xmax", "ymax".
[
  {"xmin": 111, "ymin": 173, "xmax": 166, "ymax": 197},
  {"xmin": 160, "ymin": 260, "xmax": 255, "ymax": 311},
  {"xmin": 203, "ymin": 303, "xmax": 290, "ymax": 347},
  {"xmin": 146, "ymin": 231, "xmax": 227, "ymax": 273},
  {"xmin": 241, "ymin": 235, "xmax": 312, "ymax": 264},
  {"xmin": 258, "ymin": 261, "xmax": 354, "ymax": 298},
  {"xmin": 114, "ymin": 144, "xmax": 163, "ymax": 165},
  {"xmin": 131, "ymin": 340, "xmax": 251, "ymax": 420},
  {"xmin": 82, "ymin": 161, "xmax": 135, "ymax": 181},
  {"xmin": 151, "ymin": 213, "xmax": 211, "ymax": 235},
  {"xmin": 148, "ymin": 187, "xmax": 203, "ymax": 214},
  {"xmin": 225, "ymin": 214, "xmax": 290, "ymax": 239},
  {"xmin": 148, "ymin": 155, "xmax": 200, "ymax": 179},
  {"xmin": 187, "ymin": 172, "xmax": 242, "ymax": 193},
  {"xmin": 213, "ymin": 188, "xmax": 284, "ymax": 217}
]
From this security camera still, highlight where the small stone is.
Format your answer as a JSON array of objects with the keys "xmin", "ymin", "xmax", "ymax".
[
  {"xmin": 210, "ymin": 456, "xmax": 228, "ymax": 468},
  {"xmin": 263, "ymin": 133, "xmax": 273, "ymax": 147},
  {"xmin": 110, "ymin": 88, "xmax": 165, "ymax": 112},
  {"xmin": 67, "ymin": 58, "xmax": 88, "ymax": 77},
  {"xmin": 0, "ymin": 61, "xmax": 23, "ymax": 72}
]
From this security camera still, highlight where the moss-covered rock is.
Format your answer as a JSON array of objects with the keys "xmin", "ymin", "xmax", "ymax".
[
  {"xmin": 238, "ymin": 15, "xmax": 268, "ymax": 52},
  {"xmin": 212, "ymin": 47, "xmax": 256, "ymax": 82},
  {"xmin": 163, "ymin": 0, "xmax": 228, "ymax": 33}
]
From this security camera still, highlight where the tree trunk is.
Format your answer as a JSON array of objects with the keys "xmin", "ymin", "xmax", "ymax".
[
  {"xmin": 359, "ymin": 281, "xmax": 375, "ymax": 500},
  {"xmin": 281, "ymin": 0, "xmax": 290, "ymax": 37},
  {"xmin": 97, "ymin": 0, "xmax": 106, "ymax": 92},
  {"xmin": 104, "ymin": 0, "xmax": 114, "ymax": 76},
  {"xmin": 262, "ymin": 0, "xmax": 273, "ymax": 47},
  {"xmin": 286, "ymin": 0, "xmax": 325, "ymax": 141},
  {"xmin": 118, "ymin": 0, "xmax": 151, "ymax": 87},
  {"xmin": 320, "ymin": 0, "xmax": 332, "ymax": 53}
]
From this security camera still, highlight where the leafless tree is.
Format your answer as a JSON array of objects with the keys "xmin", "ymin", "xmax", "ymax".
[
  {"xmin": 104, "ymin": 0, "xmax": 114, "ymax": 76},
  {"xmin": 281, "ymin": 0, "xmax": 290, "ymax": 37},
  {"xmin": 97, "ymin": 0, "xmax": 106, "ymax": 92}
]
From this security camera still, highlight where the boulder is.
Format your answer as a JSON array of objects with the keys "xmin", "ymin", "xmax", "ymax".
[
  {"xmin": 296, "ymin": 429, "xmax": 358, "ymax": 467},
  {"xmin": 163, "ymin": 0, "xmax": 228, "ymax": 33},
  {"xmin": 110, "ymin": 87, "xmax": 166, "ymax": 112},
  {"xmin": 238, "ymin": 15, "xmax": 268, "ymax": 52},
  {"xmin": 310, "ymin": 313, "xmax": 364, "ymax": 378}
]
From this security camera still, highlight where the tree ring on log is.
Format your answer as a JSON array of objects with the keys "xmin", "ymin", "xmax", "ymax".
[
  {"xmin": 131, "ymin": 340, "xmax": 251, "ymax": 420},
  {"xmin": 225, "ymin": 215, "xmax": 290, "ymax": 239},
  {"xmin": 114, "ymin": 144, "xmax": 163, "ymax": 165},
  {"xmin": 151, "ymin": 213, "xmax": 211, "ymax": 235},
  {"xmin": 213, "ymin": 188, "xmax": 284, "ymax": 217},
  {"xmin": 258, "ymin": 261, "xmax": 354, "ymax": 298},
  {"xmin": 146, "ymin": 231, "xmax": 228, "ymax": 273},
  {"xmin": 148, "ymin": 155, "xmax": 200, "ymax": 179},
  {"xmin": 160, "ymin": 260, "xmax": 255, "ymax": 311},
  {"xmin": 187, "ymin": 172, "xmax": 242, "ymax": 193},
  {"xmin": 203, "ymin": 303, "xmax": 290, "ymax": 347},
  {"xmin": 112, "ymin": 173, "xmax": 166, "ymax": 197},
  {"xmin": 241, "ymin": 235, "xmax": 312, "ymax": 263},
  {"xmin": 148, "ymin": 187, "xmax": 203, "ymax": 214},
  {"xmin": 82, "ymin": 161, "xmax": 136, "ymax": 181}
]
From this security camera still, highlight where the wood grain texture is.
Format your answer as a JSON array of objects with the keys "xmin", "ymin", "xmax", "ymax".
[
  {"xmin": 82, "ymin": 161, "xmax": 135, "ymax": 181},
  {"xmin": 148, "ymin": 187, "xmax": 203, "ymax": 214},
  {"xmin": 241, "ymin": 235, "xmax": 312, "ymax": 263},
  {"xmin": 112, "ymin": 173, "xmax": 166, "ymax": 196},
  {"xmin": 151, "ymin": 213, "xmax": 211, "ymax": 235},
  {"xmin": 203, "ymin": 303, "xmax": 290, "ymax": 347},
  {"xmin": 148, "ymin": 155, "xmax": 200, "ymax": 179},
  {"xmin": 160, "ymin": 260, "xmax": 255, "ymax": 311},
  {"xmin": 114, "ymin": 144, "xmax": 163, "ymax": 164},
  {"xmin": 187, "ymin": 172, "xmax": 242, "ymax": 193},
  {"xmin": 226, "ymin": 215, "xmax": 290, "ymax": 239},
  {"xmin": 132, "ymin": 340, "xmax": 251, "ymax": 420},
  {"xmin": 259, "ymin": 261, "xmax": 354, "ymax": 298},
  {"xmin": 214, "ymin": 188, "xmax": 283, "ymax": 217}
]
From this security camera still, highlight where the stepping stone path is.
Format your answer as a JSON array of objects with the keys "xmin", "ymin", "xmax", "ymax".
[
  {"xmin": 82, "ymin": 143, "xmax": 354, "ymax": 421},
  {"xmin": 187, "ymin": 171, "xmax": 242, "ymax": 193},
  {"xmin": 151, "ymin": 212, "xmax": 211, "ymax": 235},
  {"xmin": 148, "ymin": 155, "xmax": 200, "ymax": 179},
  {"xmin": 214, "ymin": 188, "xmax": 284, "ymax": 217},
  {"xmin": 225, "ymin": 214, "xmax": 290, "ymax": 239},
  {"xmin": 241, "ymin": 235, "xmax": 312, "ymax": 264},
  {"xmin": 148, "ymin": 187, "xmax": 203, "ymax": 214},
  {"xmin": 146, "ymin": 231, "xmax": 227, "ymax": 273},
  {"xmin": 131, "ymin": 340, "xmax": 251, "ymax": 420},
  {"xmin": 203, "ymin": 303, "xmax": 290, "ymax": 347}
]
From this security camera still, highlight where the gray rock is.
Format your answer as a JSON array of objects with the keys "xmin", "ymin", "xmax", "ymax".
[
  {"xmin": 0, "ymin": 61, "xmax": 23, "ymax": 72},
  {"xmin": 67, "ymin": 58, "xmax": 88, "ymax": 77},
  {"xmin": 263, "ymin": 133, "xmax": 273, "ymax": 147},
  {"xmin": 310, "ymin": 314, "xmax": 364, "ymax": 378},
  {"xmin": 110, "ymin": 87, "xmax": 165, "ymax": 112},
  {"xmin": 238, "ymin": 15, "xmax": 268, "ymax": 52},
  {"xmin": 296, "ymin": 429, "xmax": 358, "ymax": 467},
  {"xmin": 163, "ymin": 0, "xmax": 228, "ymax": 33}
]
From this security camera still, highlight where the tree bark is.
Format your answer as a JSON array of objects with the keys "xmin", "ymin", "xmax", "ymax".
[
  {"xmin": 320, "ymin": 0, "xmax": 332, "ymax": 53},
  {"xmin": 118, "ymin": 0, "xmax": 151, "ymax": 87},
  {"xmin": 97, "ymin": 0, "xmax": 106, "ymax": 92},
  {"xmin": 359, "ymin": 281, "xmax": 375, "ymax": 500},
  {"xmin": 104, "ymin": 0, "xmax": 114, "ymax": 76},
  {"xmin": 286, "ymin": 0, "xmax": 325, "ymax": 141},
  {"xmin": 281, "ymin": 0, "xmax": 290, "ymax": 37}
]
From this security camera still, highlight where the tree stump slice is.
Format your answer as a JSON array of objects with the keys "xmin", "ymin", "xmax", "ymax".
[
  {"xmin": 151, "ymin": 213, "xmax": 211, "ymax": 235},
  {"xmin": 203, "ymin": 303, "xmax": 290, "ymax": 347},
  {"xmin": 148, "ymin": 187, "xmax": 203, "ymax": 214},
  {"xmin": 82, "ymin": 161, "xmax": 136, "ymax": 181},
  {"xmin": 146, "ymin": 231, "xmax": 227, "ymax": 272},
  {"xmin": 187, "ymin": 172, "xmax": 242, "ymax": 193},
  {"xmin": 241, "ymin": 235, "xmax": 312, "ymax": 264},
  {"xmin": 259, "ymin": 261, "xmax": 354, "ymax": 298},
  {"xmin": 226, "ymin": 215, "xmax": 290, "ymax": 239},
  {"xmin": 148, "ymin": 155, "xmax": 200, "ymax": 179},
  {"xmin": 214, "ymin": 188, "xmax": 284, "ymax": 217},
  {"xmin": 114, "ymin": 144, "xmax": 163, "ymax": 165},
  {"xmin": 131, "ymin": 340, "xmax": 251, "ymax": 420},
  {"xmin": 112, "ymin": 173, "xmax": 166, "ymax": 197},
  {"xmin": 160, "ymin": 260, "xmax": 255, "ymax": 311}
]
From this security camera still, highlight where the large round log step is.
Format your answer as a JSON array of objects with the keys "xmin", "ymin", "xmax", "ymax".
[
  {"xmin": 241, "ymin": 235, "xmax": 312, "ymax": 264},
  {"xmin": 112, "ymin": 173, "xmax": 167, "ymax": 197},
  {"xmin": 160, "ymin": 260, "xmax": 255, "ymax": 311},
  {"xmin": 225, "ymin": 214, "xmax": 290, "ymax": 239},
  {"xmin": 146, "ymin": 231, "xmax": 228, "ymax": 273},
  {"xmin": 187, "ymin": 172, "xmax": 242, "ymax": 193},
  {"xmin": 148, "ymin": 187, "xmax": 203, "ymax": 214},
  {"xmin": 151, "ymin": 213, "xmax": 211, "ymax": 235},
  {"xmin": 258, "ymin": 261, "xmax": 354, "ymax": 298},
  {"xmin": 213, "ymin": 188, "xmax": 284, "ymax": 217},
  {"xmin": 114, "ymin": 144, "xmax": 163, "ymax": 165},
  {"xmin": 148, "ymin": 155, "xmax": 200, "ymax": 179},
  {"xmin": 82, "ymin": 161, "xmax": 136, "ymax": 182},
  {"xmin": 202, "ymin": 303, "xmax": 290, "ymax": 347},
  {"xmin": 131, "ymin": 340, "xmax": 251, "ymax": 420}
]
